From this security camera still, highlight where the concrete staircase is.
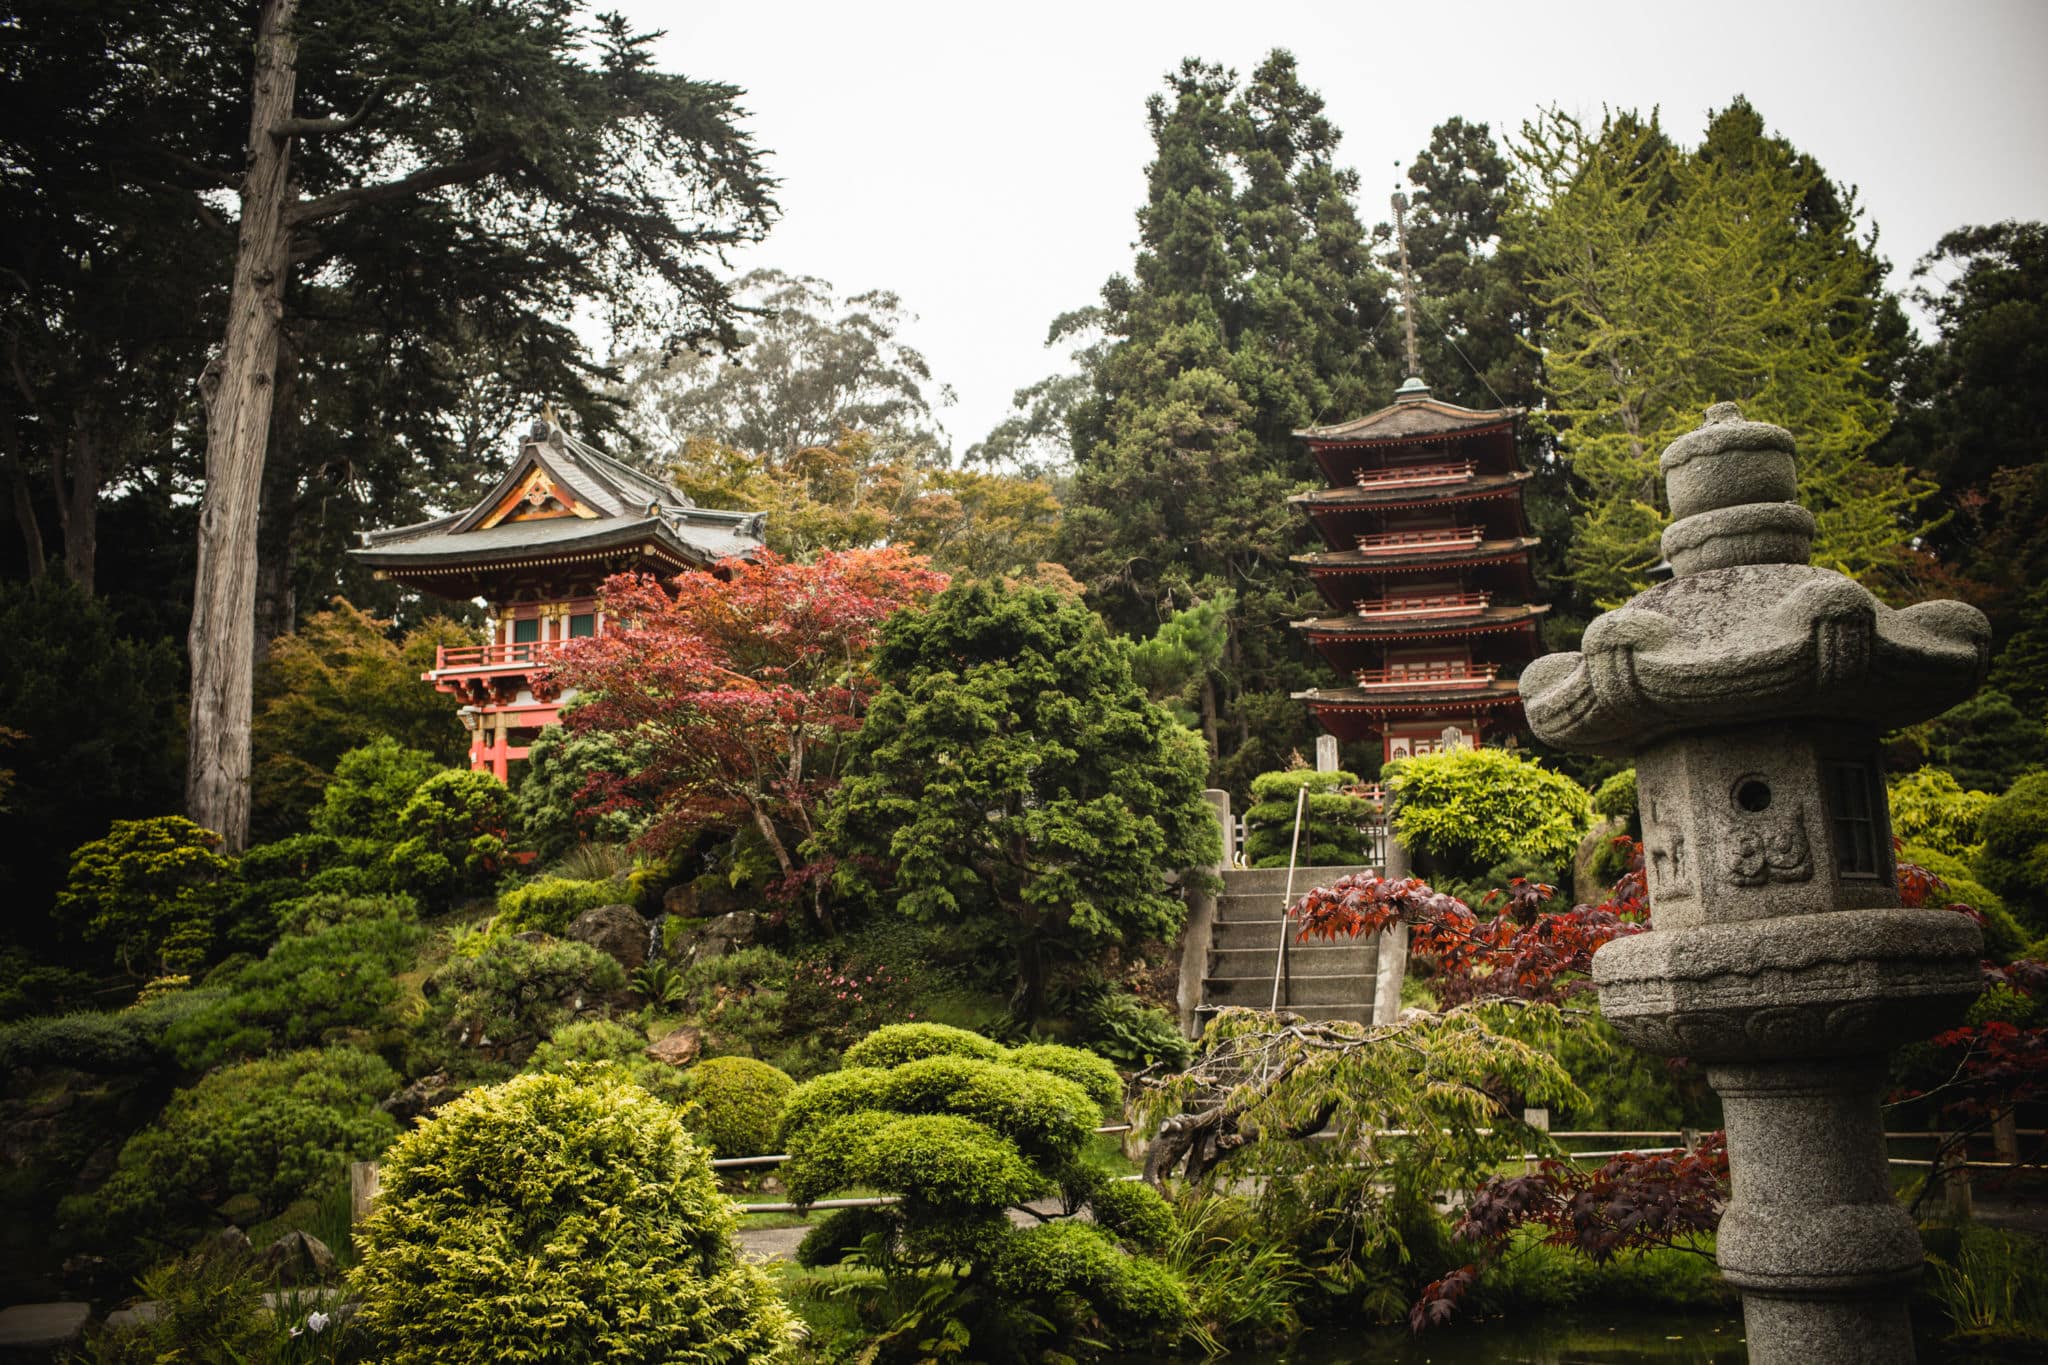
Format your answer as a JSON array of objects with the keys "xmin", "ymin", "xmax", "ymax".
[{"xmin": 1199, "ymin": 865, "xmax": 1379, "ymax": 1026}]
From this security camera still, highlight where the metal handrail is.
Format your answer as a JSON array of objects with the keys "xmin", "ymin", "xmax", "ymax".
[{"xmin": 1269, "ymin": 784, "xmax": 1308, "ymax": 1012}]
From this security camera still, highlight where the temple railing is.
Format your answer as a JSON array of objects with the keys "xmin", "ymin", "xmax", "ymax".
[
  {"xmin": 432, "ymin": 639, "xmax": 573, "ymax": 672},
  {"xmin": 1353, "ymin": 459, "xmax": 1475, "ymax": 489},
  {"xmin": 1354, "ymin": 661, "xmax": 1500, "ymax": 690},
  {"xmin": 1353, "ymin": 590, "xmax": 1493, "ymax": 619},
  {"xmin": 1353, "ymin": 526, "xmax": 1483, "ymax": 553}
]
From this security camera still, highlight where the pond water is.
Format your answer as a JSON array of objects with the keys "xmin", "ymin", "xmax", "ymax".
[{"xmin": 1196, "ymin": 1312, "xmax": 1752, "ymax": 1363}]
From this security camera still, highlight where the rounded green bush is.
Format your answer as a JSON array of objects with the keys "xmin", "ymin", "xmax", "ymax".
[
  {"xmin": 859, "ymin": 1114, "xmax": 1043, "ymax": 1210},
  {"xmin": 775, "ymin": 1066, "xmax": 892, "ymax": 1149},
  {"xmin": 1889, "ymin": 768, "xmax": 1995, "ymax": 860},
  {"xmin": 841, "ymin": 1020, "xmax": 1003, "ymax": 1069},
  {"xmin": 1005, "ymin": 1042, "xmax": 1123, "ymax": 1115},
  {"xmin": 1902, "ymin": 844, "xmax": 2027, "ymax": 960},
  {"xmin": 1977, "ymin": 771, "xmax": 2048, "ymax": 933},
  {"xmin": 1591, "ymin": 768, "xmax": 1638, "ymax": 822},
  {"xmin": 351, "ymin": 1067, "xmax": 796, "ymax": 1364},
  {"xmin": 496, "ymin": 875, "xmax": 632, "ymax": 935},
  {"xmin": 411, "ymin": 934, "xmax": 626, "ymax": 1076},
  {"xmin": 874, "ymin": 1054, "xmax": 1098, "ymax": 1163},
  {"xmin": 1387, "ymin": 747, "xmax": 1593, "ymax": 887},
  {"xmin": 988, "ymin": 1221, "xmax": 1191, "ymax": 1336},
  {"xmin": 1088, "ymin": 1179, "xmax": 1175, "ymax": 1250},
  {"xmin": 795, "ymin": 1206, "xmax": 895, "ymax": 1268},
  {"xmin": 688, "ymin": 1055, "xmax": 794, "ymax": 1156}
]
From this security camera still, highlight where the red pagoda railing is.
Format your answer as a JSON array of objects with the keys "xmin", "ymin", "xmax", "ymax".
[
  {"xmin": 1354, "ymin": 661, "xmax": 1500, "ymax": 690},
  {"xmin": 1354, "ymin": 590, "xmax": 1493, "ymax": 619},
  {"xmin": 1353, "ymin": 526, "xmax": 1483, "ymax": 554},
  {"xmin": 1353, "ymin": 458, "xmax": 1475, "ymax": 489},
  {"xmin": 432, "ymin": 639, "xmax": 572, "ymax": 672}
]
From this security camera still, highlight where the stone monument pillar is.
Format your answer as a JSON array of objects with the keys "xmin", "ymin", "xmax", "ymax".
[{"xmin": 1520, "ymin": 404, "xmax": 1993, "ymax": 1364}]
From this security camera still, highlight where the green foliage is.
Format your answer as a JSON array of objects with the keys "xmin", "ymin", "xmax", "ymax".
[
  {"xmin": 496, "ymin": 874, "xmax": 635, "ymax": 934},
  {"xmin": 1386, "ymin": 747, "xmax": 1592, "ymax": 891},
  {"xmin": 1159, "ymin": 1193, "xmax": 1310, "ymax": 1345},
  {"xmin": 75, "ymin": 1244, "xmax": 306, "ymax": 1365},
  {"xmin": 1511, "ymin": 103, "xmax": 1927, "ymax": 604},
  {"xmin": 1074, "ymin": 990, "xmax": 1193, "ymax": 1071},
  {"xmin": 228, "ymin": 837, "xmax": 393, "ymax": 950},
  {"xmin": 57, "ymin": 816, "xmax": 236, "ymax": 976},
  {"xmin": 251, "ymin": 599, "xmax": 471, "ymax": 841},
  {"xmin": 1242, "ymin": 768, "xmax": 1377, "ymax": 868},
  {"xmin": 411, "ymin": 935, "xmax": 626, "ymax": 1077},
  {"xmin": 1591, "ymin": 768, "xmax": 1639, "ymax": 822},
  {"xmin": 512, "ymin": 724, "xmax": 648, "ymax": 861},
  {"xmin": 791, "ymin": 1111, "xmax": 1042, "ymax": 1212},
  {"xmin": 843, "ymin": 1021, "xmax": 1004, "ymax": 1070},
  {"xmin": 0, "ymin": 988, "xmax": 225, "ymax": 1073},
  {"xmin": 1978, "ymin": 771, "xmax": 2048, "ymax": 935},
  {"xmin": 528, "ymin": 1018, "xmax": 685, "ymax": 1102},
  {"xmin": 1124, "ymin": 591, "xmax": 1234, "ymax": 732},
  {"xmin": 350, "ymin": 1068, "xmax": 796, "ymax": 1364},
  {"xmin": 1004, "ymin": 1043, "xmax": 1123, "ymax": 1114},
  {"xmin": 687, "ymin": 1055, "xmax": 794, "ymax": 1156},
  {"xmin": 1917, "ymin": 1224, "xmax": 2048, "ymax": 1344},
  {"xmin": 1890, "ymin": 768, "xmax": 1997, "ymax": 860},
  {"xmin": 309, "ymin": 738, "xmax": 442, "ymax": 846},
  {"xmin": 1902, "ymin": 690, "xmax": 2048, "ymax": 795},
  {"xmin": 988, "ymin": 1222, "xmax": 1192, "ymax": 1340},
  {"xmin": 167, "ymin": 905, "xmax": 424, "ymax": 1068},
  {"xmin": 0, "ymin": 577, "xmax": 183, "ymax": 917},
  {"xmin": 795, "ymin": 1206, "xmax": 897, "ymax": 1269},
  {"xmin": 822, "ymin": 580, "xmax": 1221, "ymax": 1016},
  {"xmin": 1902, "ymin": 844, "xmax": 2024, "ymax": 959},
  {"xmin": 387, "ymin": 769, "xmax": 513, "ymax": 910},
  {"xmin": 75, "ymin": 1047, "xmax": 398, "ymax": 1250},
  {"xmin": 1088, "ymin": 1179, "xmax": 1175, "ymax": 1251}
]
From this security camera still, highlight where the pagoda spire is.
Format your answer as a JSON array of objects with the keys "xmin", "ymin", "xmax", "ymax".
[{"xmin": 1391, "ymin": 192, "xmax": 1426, "ymax": 394}]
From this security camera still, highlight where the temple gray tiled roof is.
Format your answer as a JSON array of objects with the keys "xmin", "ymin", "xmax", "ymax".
[{"xmin": 352, "ymin": 418, "xmax": 765, "ymax": 580}]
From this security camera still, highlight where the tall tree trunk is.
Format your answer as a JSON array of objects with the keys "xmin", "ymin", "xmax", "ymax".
[
  {"xmin": 52, "ymin": 415, "xmax": 101, "ymax": 593},
  {"xmin": 187, "ymin": 0, "xmax": 298, "ymax": 850},
  {"xmin": 1, "ymin": 423, "xmax": 46, "ymax": 580},
  {"xmin": 253, "ymin": 331, "xmax": 301, "ymax": 654}
]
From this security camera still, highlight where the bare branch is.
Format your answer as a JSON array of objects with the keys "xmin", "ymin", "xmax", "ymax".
[
  {"xmin": 272, "ymin": 79, "xmax": 394, "ymax": 139},
  {"xmin": 287, "ymin": 144, "xmax": 516, "ymax": 227}
]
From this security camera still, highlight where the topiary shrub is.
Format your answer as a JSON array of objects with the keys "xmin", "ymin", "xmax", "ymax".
[
  {"xmin": 56, "ymin": 816, "xmax": 236, "ymax": 976},
  {"xmin": 1976, "ymin": 771, "xmax": 2048, "ymax": 934},
  {"xmin": 1385, "ymin": 747, "xmax": 1593, "ymax": 894},
  {"xmin": 71, "ymin": 1046, "xmax": 397, "ymax": 1252},
  {"xmin": 687, "ymin": 1055, "xmax": 794, "ymax": 1156},
  {"xmin": 842, "ymin": 1020, "xmax": 1004, "ymax": 1069},
  {"xmin": 496, "ymin": 874, "xmax": 634, "ymax": 934},
  {"xmin": 1904, "ymin": 844, "xmax": 2027, "ymax": 961},
  {"xmin": 987, "ymin": 1221, "xmax": 1192, "ymax": 1341},
  {"xmin": 1591, "ymin": 768, "xmax": 1638, "ymax": 824},
  {"xmin": 411, "ymin": 935, "xmax": 626, "ymax": 1077},
  {"xmin": 1242, "ymin": 768, "xmax": 1378, "ymax": 868},
  {"xmin": 1890, "ymin": 767, "xmax": 1997, "ymax": 861},
  {"xmin": 166, "ymin": 902, "xmax": 423, "ymax": 1068},
  {"xmin": 1005, "ymin": 1042, "xmax": 1123, "ymax": 1114},
  {"xmin": 350, "ymin": 1067, "xmax": 796, "ymax": 1364},
  {"xmin": 387, "ymin": 769, "xmax": 513, "ymax": 910},
  {"xmin": 1087, "ymin": 1178, "xmax": 1175, "ymax": 1251}
]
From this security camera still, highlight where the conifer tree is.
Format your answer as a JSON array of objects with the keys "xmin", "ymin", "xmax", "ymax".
[
  {"xmin": 1509, "ymin": 105, "xmax": 1933, "ymax": 607},
  {"xmin": 1057, "ymin": 53, "xmax": 1397, "ymax": 787}
]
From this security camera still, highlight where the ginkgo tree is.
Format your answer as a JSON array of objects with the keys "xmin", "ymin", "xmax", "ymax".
[{"xmin": 539, "ymin": 548, "xmax": 946, "ymax": 927}]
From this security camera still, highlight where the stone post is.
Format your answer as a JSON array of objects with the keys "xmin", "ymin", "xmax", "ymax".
[
  {"xmin": 1178, "ymin": 789, "xmax": 1232, "ymax": 1038},
  {"xmin": 1314, "ymin": 734, "xmax": 1339, "ymax": 772},
  {"xmin": 1519, "ymin": 403, "xmax": 1993, "ymax": 1365}
]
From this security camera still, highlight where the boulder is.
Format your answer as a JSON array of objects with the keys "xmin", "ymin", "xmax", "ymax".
[
  {"xmin": 566, "ymin": 903, "xmax": 652, "ymax": 971},
  {"xmin": 261, "ymin": 1230, "xmax": 337, "ymax": 1285},
  {"xmin": 379, "ymin": 1072, "xmax": 462, "ymax": 1124},
  {"xmin": 0, "ymin": 1302, "xmax": 90, "ymax": 1352},
  {"xmin": 662, "ymin": 881, "xmax": 700, "ymax": 918},
  {"xmin": 644, "ymin": 1026, "xmax": 702, "ymax": 1068},
  {"xmin": 667, "ymin": 910, "xmax": 760, "ymax": 965},
  {"xmin": 199, "ymin": 1226, "xmax": 253, "ymax": 1262},
  {"xmin": 1572, "ymin": 815, "xmax": 1629, "ymax": 904}
]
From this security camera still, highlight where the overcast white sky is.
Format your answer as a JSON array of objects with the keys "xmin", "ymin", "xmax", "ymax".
[{"xmin": 612, "ymin": 0, "xmax": 2048, "ymax": 453}]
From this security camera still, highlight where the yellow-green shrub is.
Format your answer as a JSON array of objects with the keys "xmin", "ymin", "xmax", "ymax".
[
  {"xmin": 350, "ymin": 1068, "xmax": 795, "ymax": 1363},
  {"xmin": 687, "ymin": 1055, "xmax": 793, "ymax": 1156},
  {"xmin": 842, "ymin": 1020, "xmax": 1003, "ymax": 1069}
]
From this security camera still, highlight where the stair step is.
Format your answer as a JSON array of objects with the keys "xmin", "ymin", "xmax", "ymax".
[
  {"xmin": 1207, "ymin": 945, "xmax": 1376, "ymax": 978},
  {"xmin": 1203, "ymin": 973, "xmax": 1379, "ymax": 1006},
  {"xmin": 1219, "ymin": 865, "xmax": 1376, "ymax": 896}
]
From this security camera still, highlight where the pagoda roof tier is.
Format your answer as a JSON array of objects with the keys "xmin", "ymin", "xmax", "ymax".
[
  {"xmin": 1295, "ymin": 683, "xmax": 1526, "ymax": 742},
  {"xmin": 1294, "ymin": 602, "xmax": 1550, "ymax": 640},
  {"xmin": 354, "ymin": 418, "xmax": 765, "ymax": 598},
  {"xmin": 1293, "ymin": 536, "xmax": 1541, "ymax": 573},
  {"xmin": 1291, "ymin": 470, "xmax": 1532, "ymax": 513},
  {"xmin": 1295, "ymin": 390, "xmax": 1521, "ymax": 445}
]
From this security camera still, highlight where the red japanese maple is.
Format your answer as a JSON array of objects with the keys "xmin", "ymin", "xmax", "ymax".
[
  {"xmin": 537, "ymin": 548, "xmax": 946, "ymax": 917},
  {"xmin": 1291, "ymin": 838, "xmax": 1650, "ymax": 1005}
]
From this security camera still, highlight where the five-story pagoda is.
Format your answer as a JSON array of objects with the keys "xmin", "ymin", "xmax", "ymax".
[{"xmin": 1289, "ymin": 196, "xmax": 1546, "ymax": 762}]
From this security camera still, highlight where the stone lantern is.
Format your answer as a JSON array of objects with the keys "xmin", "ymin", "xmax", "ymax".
[{"xmin": 1521, "ymin": 403, "xmax": 1993, "ymax": 1364}]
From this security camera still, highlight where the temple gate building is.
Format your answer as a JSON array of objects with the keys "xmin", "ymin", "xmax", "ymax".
[
  {"xmin": 1289, "ymin": 376, "xmax": 1546, "ymax": 763},
  {"xmin": 352, "ymin": 417, "xmax": 765, "ymax": 779}
]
